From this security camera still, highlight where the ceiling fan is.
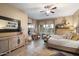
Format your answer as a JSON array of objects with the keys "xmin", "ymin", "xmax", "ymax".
[{"xmin": 40, "ymin": 4, "xmax": 57, "ymax": 16}]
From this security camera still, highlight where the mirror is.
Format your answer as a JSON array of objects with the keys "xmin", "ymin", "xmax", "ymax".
[{"xmin": 0, "ymin": 16, "xmax": 21, "ymax": 32}]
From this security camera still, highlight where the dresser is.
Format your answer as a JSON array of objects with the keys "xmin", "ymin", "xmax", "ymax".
[{"xmin": 0, "ymin": 32, "xmax": 26, "ymax": 55}]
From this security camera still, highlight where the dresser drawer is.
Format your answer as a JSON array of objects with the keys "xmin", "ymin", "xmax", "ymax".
[
  {"xmin": 9, "ymin": 37, "xmax": 19, "ymax": 51},
  {"xmin": 0, "ymin": 39, "xmax": 9, "ymax": 54}
]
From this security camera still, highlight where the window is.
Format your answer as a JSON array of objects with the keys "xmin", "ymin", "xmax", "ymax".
[
  {"xmin": 50, "ymin": 24, "xmax": 54, "ymax": 28},
  {"xmin": 43, "ymin": 24, "xmax": 54, "ymax": 28},
  {"xmin": 28, "ymin": 24, "xmax": 35, "ymax": 28},
  {"xmin": 41, "ymin": 24, "xmax": 54, "ymax": 35}
]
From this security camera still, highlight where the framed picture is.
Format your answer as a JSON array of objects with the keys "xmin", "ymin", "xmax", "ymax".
[{"xmin": 0, "ymin": 16, "xmax": 21, "ymax": 32}]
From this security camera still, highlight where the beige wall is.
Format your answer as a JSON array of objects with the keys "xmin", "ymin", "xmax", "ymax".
[
  {"xmin": 55, "ymin": 10, "xmax": 79, "ymax": 29},
  {"xmin": 55, "ymin": 16, "xmax": 74, "ymax": 27},
  {"xmin": 73, "ymin": 10, "xmax": 79, "ymax": 27},
  {"xmin": 0, "ymin": 4, "xmax": 28, "ymax": 37},
  {"xmin": 37, "ymin": 19, "xmax": 55, "ymax": 25}
]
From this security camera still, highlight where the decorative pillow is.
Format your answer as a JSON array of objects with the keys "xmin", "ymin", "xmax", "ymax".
[
  {"xmin": 62, "ymin": 34, "xmax": 67, "ymax": 39},
  {"xmin": 71, "ymin": 33, "xmax": 79, "ymax": 41},
  {"xmin": 63, "ymin": 32, "xmax": 73, "ymax": 39},
  {"xmin": 67, "ymin": 32, "xmax": 73, "ymax": 39}
]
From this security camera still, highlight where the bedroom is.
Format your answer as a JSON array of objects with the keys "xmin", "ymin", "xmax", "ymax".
[{"xmin": 0, "ymin": 3, "xmax": 79, "ymax": 56}]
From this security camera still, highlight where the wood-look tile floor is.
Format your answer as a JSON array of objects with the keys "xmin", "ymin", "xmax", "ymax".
[{"xmin": 5, "ymin": 39, "xmax": 75, "ymax": 56}]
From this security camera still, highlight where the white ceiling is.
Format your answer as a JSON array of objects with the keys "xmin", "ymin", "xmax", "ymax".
[{"xmin": 9, "ymin": 3, "xmax": 79, "ymax": 20}]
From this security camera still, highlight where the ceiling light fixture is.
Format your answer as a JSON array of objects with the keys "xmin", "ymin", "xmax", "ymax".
[{"xmin": 40, "ymin": 4, "xmax": 57, "ymax": 16}]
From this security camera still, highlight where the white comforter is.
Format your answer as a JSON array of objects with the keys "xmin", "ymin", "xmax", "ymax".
[{"xmin": 48, "ymin": 35, "xmax": 79, "ymax": 48}]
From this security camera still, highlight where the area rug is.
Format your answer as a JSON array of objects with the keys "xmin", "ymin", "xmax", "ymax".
[{"xmin": 51, "ymin": 52, "xmax": 66, "ymax": 56}]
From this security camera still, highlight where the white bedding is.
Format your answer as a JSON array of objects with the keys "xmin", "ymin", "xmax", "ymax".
[{"xmin": 48, "ymin": 35, "xmax": 79, "ymax": 48}]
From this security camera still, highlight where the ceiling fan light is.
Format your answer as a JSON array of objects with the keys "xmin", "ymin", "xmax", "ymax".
[{"xmin": 46, "ymin": 10, "xmax": 50, "ymax": 14}]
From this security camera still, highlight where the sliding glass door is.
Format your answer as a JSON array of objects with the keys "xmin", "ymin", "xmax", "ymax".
[{"xmin": 39, "ymin": 24, "xmax": 55, "ymax": 35}]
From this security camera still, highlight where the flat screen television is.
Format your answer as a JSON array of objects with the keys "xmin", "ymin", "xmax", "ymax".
[{"xmin": 0, "ymin": 16, "xmax": 21, "ymax": 32}]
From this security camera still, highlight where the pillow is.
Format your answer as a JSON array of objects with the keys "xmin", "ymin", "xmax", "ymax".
[
  {"xmin": 63, "ymin": 32, "xmax": 73, "ymax": 39},
  {"xmin": 71, "ymin": 33, "xmax": 79, "ymax": 41},
  {"xmin": 67, "ymin": 33, "xmax": 73, "ymax": 39},
  {"xmin": 62, "ymin": 35, "xmax": 67, "ymax": 39}
]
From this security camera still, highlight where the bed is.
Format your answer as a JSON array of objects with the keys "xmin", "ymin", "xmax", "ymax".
[{"xmin": 46, "ymin": 35, "xmax": 79, "ymax": 54}]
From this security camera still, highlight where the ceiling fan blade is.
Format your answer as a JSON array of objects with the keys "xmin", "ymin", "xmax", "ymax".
[
  {"xmin": 40, "ymin": 10, "xmax": 44, "ymax": 12},
  {"xmin": 44, "ymin": 4, "xmax": 53, "ymax": 9},
  {"xmin": 51, "ymin": 7, "xmax": 57, "ymax": 10},
  {"xmin": 50, "ymin": 11, "xmax": 55, "ymax": 13}
]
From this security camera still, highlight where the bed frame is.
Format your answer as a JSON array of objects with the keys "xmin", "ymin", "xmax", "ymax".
[{"xmin": 46, "ymin": 42, "xmax": 79, "ymax": 55}]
